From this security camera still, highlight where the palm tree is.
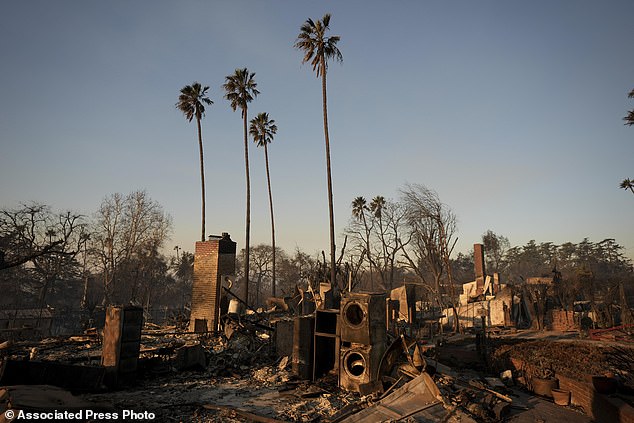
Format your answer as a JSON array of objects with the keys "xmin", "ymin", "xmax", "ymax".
[
  {"xmin": 370, "ymin": 195, "xmax": 386, "ymax": 288},
  {"xmin": 369, "ymin": 196, "xmax": 386, "ymax": 219},
  {"xmin": 624, "ymin": 89, "xmax": 634, "ymax": 126},
  {"xmin": 351, "ymin": 196, "xmax": 367, "ymax": 221},
  {"xmin": 295, "ymin": 13, "xmax": 343, "ymax": 288},
  {"xmin": 352, "ymin": 196, "xmax": 374, "ymax": 289},
  {"xmin": 223, "ymin": 68, "xmax": 259, "ymax": 305},
  {"xmin": 176, "ymin": 82, "xmax": 213, "ymax": 242},
  {"xmin": 250, "ymin": 112, "xmax": 278, "ymax": 297},
  {"xmin": 622, "ymin": 89, "xmax": 633, "ymax": 196}
]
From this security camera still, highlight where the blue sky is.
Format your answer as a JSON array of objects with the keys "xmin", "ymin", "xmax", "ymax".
[{"xmin": 1, "ymin": 1, "xmax": 633, "ymax": 260}]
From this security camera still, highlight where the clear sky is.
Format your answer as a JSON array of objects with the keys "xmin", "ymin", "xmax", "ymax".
[{"xmin": 1, "ymin": 1, "xmax": 633, "ymax": 260}]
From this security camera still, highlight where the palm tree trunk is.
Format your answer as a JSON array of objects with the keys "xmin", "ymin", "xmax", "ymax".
[
  {"xmin": 243, "ymin": 109, "xmax": 251, "ymax": 306},
  {"xmin": 197, "ymin": 117, "xmax": 206, "ymax": 242},
  {"xmin": 264, "ymin": 143, "xmax": 276, "ymax": 297},
  {"xmin": 321, "ymin": 62, "xmax": 337, "ymax": 288},
  {"xmin": 361, "ymin": 213, "xmax": 373, "ymax": 290}
]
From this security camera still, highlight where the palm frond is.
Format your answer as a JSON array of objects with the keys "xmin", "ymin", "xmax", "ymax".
[
  {"xmin": 250, "ymin": 112, "xmax": 277, "ymax": 147},
  {"xmin": 294, "ymin": 14, "xmax": 343, "ymax": 77},
  {"xmin": 176, "ymin": 82, "xmax": 213, "ymax": 122},
  {"xmin": 351, "ymin": 196, "xmax": 367, "ymax": 219},
  {"xmin": 322, "ymin": 14, "xmax": 331, "ymax": 28},
  {"xmin": 223, "ymin": 68, "xmax": 259, "ymax": 114}
]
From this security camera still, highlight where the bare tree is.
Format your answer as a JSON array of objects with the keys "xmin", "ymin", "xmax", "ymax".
[
  {"xmin": 0, "ymin": 204, "xmax": 88, "ymax": 314},
  {"xmin": 399, "ymin": 184, "xmax": 458, "ymax": 315},
  {"xmin": 92, "ymin": 190, "xmax": 172, "ymax": 305},
  {"xmin": 348, "ymin": 197, "xmax": 375, "ymax": 288},
  {"xmin": 371, "ymin": 198, "xmax": 408, "ymax": 291},
  {"xmin": 0, "ymin": 204, "xmax": 86, "ymax": 271},
  {"xmin": 249, "ymin": 244, "xmax": 273, "ymax": 307}
]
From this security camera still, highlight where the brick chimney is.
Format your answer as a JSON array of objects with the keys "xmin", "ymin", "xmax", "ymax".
[
  {"xmin": 474, "ymin": 243, "xmax": 486, "ymax": 292},
  {"xmin": 189, "ymin": 233, "xmax": 236, "ymax": 333}
]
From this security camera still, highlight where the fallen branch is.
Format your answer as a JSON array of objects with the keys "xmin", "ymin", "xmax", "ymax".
[{"xmin": 466, "ymin": 380, "xmax": 513, "ymax": 403}]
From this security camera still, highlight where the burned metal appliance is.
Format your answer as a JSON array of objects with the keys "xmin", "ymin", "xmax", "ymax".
[
  {"xmin": 339, "ymin": 292, "xmax": 387, "ymax": 392},
  {"xmin": 339, "ymin": 343, "xmax": 384, "ymax": 392},
  {"xmin": 340, "ymin": 292, "xmax": 387, "ymax": 345},
  {"xmin": 313, "ymin": 308, "xmax": 340, "ymax": 380},
  {"xmin": 292, "ymin": 315, "xmax": 314, "ymax": 380}
]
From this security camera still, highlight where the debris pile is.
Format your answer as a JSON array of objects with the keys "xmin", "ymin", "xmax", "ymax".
[{"xmin": 491, "ymin": 339, "xmax": 634, "ymax": 388}]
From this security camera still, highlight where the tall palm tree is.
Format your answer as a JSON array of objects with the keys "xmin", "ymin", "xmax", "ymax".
[
  {"xmin": 295, "ymin": 13, "xmax": 343, "ymax": 288},
  {"xmin": 176, "ymin": 82, "xmax": 213, "ymax": 242},
  {"xmin": 369, "ymin": 196, "xmax": 386, "ymax": 219},
  {"xmin": 223, "ymin": 68, "xmax": 259, "ymax": 305},
  {"xmin": 624, "ymin": 88, "xmax": 634, "ymax": 126},
  {"xmin": 622, "ymin": 89, "xmax": 633, "ymax": 196},
  {"xmin": 351, "ymin": 196, "xmax": 367, "ymax": 221},
  {"xmin": 370, "ymin": 195, "xmax": 386, "ymax": 288},
  {"xmin": 250, "ymin": 112, "xmax": 278, "ymax": 297},
  {"xmin": 621, "ymin": 178, "xmax": 634, "ymax": 195},
  {"xmin": 352, "ymin": 196, "xmax": 374, "ymax": 289}
]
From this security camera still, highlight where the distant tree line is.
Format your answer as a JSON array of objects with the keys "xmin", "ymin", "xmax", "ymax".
[
  {"xmin": 0, "ymin": 191, "xmax": 187, "ymax": 319},
  {"xmin": 340, "ymin": 187, "xmax": 634, "ymax": 326},
  {"xmin": 2, "ymin": 188, "xmax": 632, "ymax": 329}
]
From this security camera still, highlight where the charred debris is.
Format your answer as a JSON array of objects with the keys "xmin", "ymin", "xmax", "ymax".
[{"xmin": 1, "ymin": 240, "xmax": 633, "ymax": 422}]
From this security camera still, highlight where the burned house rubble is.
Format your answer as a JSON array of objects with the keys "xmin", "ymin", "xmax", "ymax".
[{"xmin": 1, "ymin": 239, "xmax": 634, "ymax": 423}]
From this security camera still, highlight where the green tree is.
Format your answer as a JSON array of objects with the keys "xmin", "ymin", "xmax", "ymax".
[
  {"xmin": 176, "ymin": 82, "xmax": 213, "ymax": 242},
  {"xmin": 223, "ymin": 68, "xmax": 259, "ymax": 305},
  {"xmin": 295, "ymin": 13, "xmax": 343, "ymax": 288},
  {"xmin": 250, "ymin": 112, "xmax": 278, "ymax": 297},
  {"xmin": 481, "ymin": 230, "xmax": 510, "ymax": 273}
]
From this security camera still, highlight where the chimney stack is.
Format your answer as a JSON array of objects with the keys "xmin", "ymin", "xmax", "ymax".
[
  {"xmin": 474, "ymin": 243, "xmax": 486, "ymax": 291},
  {"xmin": 189, "ymin": 233, "xmax": 236, "ymax": 333}
]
